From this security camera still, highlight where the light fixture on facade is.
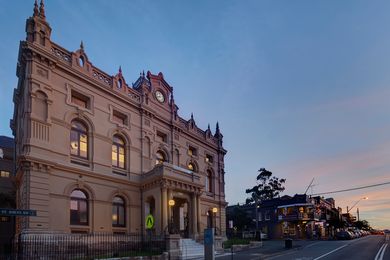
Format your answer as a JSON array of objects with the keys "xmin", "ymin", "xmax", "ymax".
[
  {"xmin": 212, "ymin": 207, "xmax": 218, "ymax": 213},
  {"xmin": 169, "ymin": 199, "xmax": 175, "ymax": 206},
  {"xmin": 112, "ymin": 214, "xmax": 118, "ymax": 221}
]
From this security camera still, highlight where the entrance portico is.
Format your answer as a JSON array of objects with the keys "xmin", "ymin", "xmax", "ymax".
[{"xmin": 142, "ymin": 162, "xmax": 203, "ymax": 238}]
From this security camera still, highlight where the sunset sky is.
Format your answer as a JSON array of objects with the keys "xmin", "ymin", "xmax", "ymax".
[{"xmin": 0, "ymin": 1, "xmax": 389, "ymax": 229}]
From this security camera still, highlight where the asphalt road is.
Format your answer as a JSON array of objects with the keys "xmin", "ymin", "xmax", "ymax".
[{"xmin": 217, "ymin": 235, "xmax": 389, "ymax": 260}]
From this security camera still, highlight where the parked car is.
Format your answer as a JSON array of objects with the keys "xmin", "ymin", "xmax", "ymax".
[{"xmin": 336, "ymin": 231, "xmax": 353, "ymax": 240}]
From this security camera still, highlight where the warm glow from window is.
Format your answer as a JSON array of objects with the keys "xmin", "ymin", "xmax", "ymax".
[{"xmin": 188, "ymin": 163, "xmax": 194, "ymax": 171}]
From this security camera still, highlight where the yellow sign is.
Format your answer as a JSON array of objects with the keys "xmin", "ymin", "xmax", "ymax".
[{"xmin": 146, "ymin": 214, "xmax": 154, "ymax": 229}]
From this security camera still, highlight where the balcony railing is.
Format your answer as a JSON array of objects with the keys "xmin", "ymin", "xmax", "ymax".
[{"xmin": 142, "ymin": 162, "xmax": 202, "ymax": 186}]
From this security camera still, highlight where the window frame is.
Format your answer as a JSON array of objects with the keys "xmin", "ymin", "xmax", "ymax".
[
  {"xmin": 112, "ymin": 135, "xmax": 126, "ymax": 169},
  {"xmin": 155, "ymin": 150, "xmax": 166, "ymax": 165},
  {"xmin": 70, "ymin": 120, "xmax": 88, "ymax": 159},
  {"xmin": 112, "ymin": 196, "xmax": 126, "ymax": 227},
  {"xmin": 70, "ymin": 189, "xmax": 89, "ymax": 226}
]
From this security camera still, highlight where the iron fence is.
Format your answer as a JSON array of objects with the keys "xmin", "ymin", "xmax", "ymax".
[{"xmin": 1, "ymin": 232, "xmax": 166, "ymax": 260}]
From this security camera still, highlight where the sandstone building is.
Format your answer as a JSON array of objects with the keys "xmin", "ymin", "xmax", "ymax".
[{"xmin": 11, "ymin": 1, "xmax": 227, "ymax": 239}]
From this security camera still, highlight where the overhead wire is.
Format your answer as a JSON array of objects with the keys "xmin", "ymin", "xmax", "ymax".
[{"xmin": 311, "ymin": 181, "xmax": 390, "ymax": 196}]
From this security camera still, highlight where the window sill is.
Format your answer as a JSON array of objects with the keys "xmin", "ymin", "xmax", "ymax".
[
  {"xmin": 112, "ymin": 168, "xmax": 127, "ymax": 176},
  {"xmin": 71, "ymin": 156, "xmax": 90, "ymax": 167}
]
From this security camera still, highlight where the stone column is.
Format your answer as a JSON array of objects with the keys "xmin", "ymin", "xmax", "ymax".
[
  {"xmin": 161, "ymin": 187, "xmax": 168, "ymax": 232},
  {"xmin": 192, "ymin": 193, "xmax": 198, "ymax": 236},
  {"xmin": 196, "ymin": 194, "xmax": 201, "ymax": 234}
]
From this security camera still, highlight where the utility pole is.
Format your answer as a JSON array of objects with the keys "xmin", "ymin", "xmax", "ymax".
[{"xmin": 357, "ymin": 208, "xmax": 360, "ymax": 222}]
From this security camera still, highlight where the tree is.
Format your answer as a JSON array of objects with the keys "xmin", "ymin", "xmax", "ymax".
[
  {"xmin": 227, "ymin": 205, "xmax": 252, "ymax": 231},
  {"xmin": 245, "ymin": 168, "xmax": 286, "ymax": 204},
  {"xmin": 354, "ymin": 220, "xmax": 371, "ymax": 230}
]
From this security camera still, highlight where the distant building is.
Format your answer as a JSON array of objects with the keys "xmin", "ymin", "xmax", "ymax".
[
  {"xmin": 11, "ymin": 1, "xmax": 227, "ymax": 239},
  {"xmin": 0, "ymin": 136, "xmax": 15, "ymax": 254},
  {"xmin": 227, "ymin": 194, "xmax": 346, "ymax": 240}
]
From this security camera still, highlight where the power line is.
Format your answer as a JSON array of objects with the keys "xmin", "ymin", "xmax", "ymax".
[{"xmin": 311, "ymin": 181, "xmax": 390, "ymax": 196}]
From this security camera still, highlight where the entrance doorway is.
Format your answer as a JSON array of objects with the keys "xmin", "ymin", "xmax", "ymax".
[{"xmin": 170, "ymin": 198, "xmax": 189, "ymax": 238}]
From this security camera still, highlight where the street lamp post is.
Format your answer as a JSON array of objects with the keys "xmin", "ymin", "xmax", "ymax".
[
  {"xmin": 347, "ymin": 197, "xmax": 368, "ymax": 213},
  {"xmin": 212, "ymin": 207, "xmax": 218, "ymax": 235},
  {"xmin": 169, "ymin": 199, "xmax": 175, "ymax": 233}
]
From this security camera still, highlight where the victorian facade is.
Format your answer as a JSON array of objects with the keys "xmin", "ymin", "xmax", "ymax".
[{"xmin": 11, "ymin": 1, "xmax": 227, "ymax": 239}]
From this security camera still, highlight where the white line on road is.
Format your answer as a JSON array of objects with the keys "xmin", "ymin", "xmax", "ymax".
[
  {"xmin": 313, "ymin": 244, "xmax": 348, "ymax": 260},
  {"xmin": 375, "ymin": 243, "xmax": 388, "ymax": 260}
]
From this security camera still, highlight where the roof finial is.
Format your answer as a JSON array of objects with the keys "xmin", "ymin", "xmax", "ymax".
[
  {"xmin": 33, "ymin": 0, "xmax": 39, "ymax": 17},
  {"xmin": 208, "ymin": 124, "xmax": 211, "ymax": 130},
  {"xmin": 80, "ymin": 41, "xmax": 84, "ymax": 50},
  {"xmin": 216, "ymin": 122, "xmax": 220, "ymax": 133},
  {"xmin": 39, "ymin": 0, "xmax": 45, "ymax": 19},
  {"xmin": 191, "ymin": 113, "xmax": 194, "ymax": 120},
  {"xmin": 119, "ymin": 65, "xmax": 122, "ymax": 74},
  {"xmin": 142, "ymin": 70, "xmax": 145, "ymax": 77}
]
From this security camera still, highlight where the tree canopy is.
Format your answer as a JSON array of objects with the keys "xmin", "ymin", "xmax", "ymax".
[{"xmin": 245, "ymin": 168, "xmax": 286, "ymax": 204}]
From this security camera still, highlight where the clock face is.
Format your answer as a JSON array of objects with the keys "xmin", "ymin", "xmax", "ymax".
[{"xmin": 155, "ymin": 91, "xmax": 165, "ymax": 103}]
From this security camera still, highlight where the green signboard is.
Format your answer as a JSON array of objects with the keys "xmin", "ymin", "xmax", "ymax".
[
  {"xmin": 0, "ymin": 208, "xmax": 37, "ymax": 216},
  {"xmin": 145, "ymin": 214, "xmax": 154, "ymax": 229}
]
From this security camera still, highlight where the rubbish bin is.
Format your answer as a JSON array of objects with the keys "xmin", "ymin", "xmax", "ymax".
[{"xmin": 285, "ymin": 238, "xmax": 293, "ymax": 249}]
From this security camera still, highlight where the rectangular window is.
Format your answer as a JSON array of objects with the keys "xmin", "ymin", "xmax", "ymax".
[
  {"xmin": 205, "ymin": 154, "xmax": 213, "ymax": 163},
  {"xmin": 156, "ymin": 131, "xmax": 167, "ymax": 143},
  {"xmin": 0, "ymin": 171, "xmax": 10, "ymax": 178},
  {"xmin": 188, "ymin": 146, "xmax": 197, "ymax": 156},
  {"xmin": 71, "ymin": 91, "xmax": 90, "ymax": 109},
  {"xmin": 113, "ymin": 110, "xmax": 127, "ymax": 126}
]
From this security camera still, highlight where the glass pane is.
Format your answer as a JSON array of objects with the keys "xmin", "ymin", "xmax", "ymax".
[
  {"xmin": 80, "ymin": 138, "xmax": 87, "ymax": 158},
  {"xmin": 119, "ymin": 206, "xmax": 125, "ymax": 226},
  {"xmin": 188, "ymin": 163, "xmax": 194, "ymax": 171},
  {"xmin": 113, "ymin": 196, "xmax": 124, "ymax": 204},
  {"xmin": 71, "ymin": 190, "xmax": 87, "ymax": 199},
  {"xmin": 70, "ymin": 200, "xmax": 78, "ymax": 210},
  {"xmin": 119, "ymin": 154, "xmax": 125, "ymax": 168},
  {"xmin": 112, "ymin": 145, "xmax": 118, "ymax": 166},
  {"xmin": 112, "ymin": 206, "xmax": 118, "ymax": 225},
  {"xmin": 70, "ymin": 209, "xmax": 78, "ymax": 224},
  {"xmin": 70, "ymin": 131, "xmax": 79, "ymax": 155},
  {"xmin": 113, "ymin": 135, "xmax": 125, "ymax": 145},
  {"xmin": 72, "ymin": 121, "xmax": 86, "ymax": 132},
  {"xmin": 79, "ymin": 201, "xmax": 88, "ymax": 223}
]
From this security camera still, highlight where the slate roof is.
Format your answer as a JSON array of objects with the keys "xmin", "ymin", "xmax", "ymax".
[{"xmin": 0, "ymin": 136, "xmax": 14, "ymax": 149}]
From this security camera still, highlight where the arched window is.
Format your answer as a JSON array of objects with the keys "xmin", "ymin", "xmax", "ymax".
[
  {"xmin": 112, "ymin": 135, "xmax": 126, "ymax": 169},
  {"xmin": 188, "ymin": 161, "xmax": 198, "ymax": 172},
  {"xmin": 206, "ymin": 170, "xmax": 213, "ymax": 192},
  {"xmin": 70, "ymin": 120, "xmax": 88, "ymax": 159},
  {"xmin": 188, "ymin": 162, "xmax": 197, "ymax": 172},
  {"xmin": 112, "ymin": 196, "xmax": 126, "ymax": 227},
  {"xmin": 70, "ymin": 189, "xmax": 88, "ymax": 225},
  {"xmin": 156, "ymin": 150, "xmax": 166, "ymax": 165}
]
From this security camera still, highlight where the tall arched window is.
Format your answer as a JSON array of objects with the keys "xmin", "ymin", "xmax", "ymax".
[
  {"xmin": 112, "ymin": 135, "xmax": 126, "ymax": 169},
  {"xmin": 156, "ymin": 150, "xmax": 166, "ymax": 165},
  {"xmin": 206, "ymin": 170, "xmax": 213, "ymax": 192},
  {"xmin": 112, "ymin": 196, "xmax": 126, "ymax": 227},
  {"xmin": 70, "ymin": 189, "xmax": 88, "ymax": 225},
  {"xmin": 70, "ymin": 120, "xmax": 88, "ymax": 158}
]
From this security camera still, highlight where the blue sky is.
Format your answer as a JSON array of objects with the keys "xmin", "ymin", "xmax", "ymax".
[{"xmin": 0, "ymin": 1, "xmax": 389, "ymax": 229}]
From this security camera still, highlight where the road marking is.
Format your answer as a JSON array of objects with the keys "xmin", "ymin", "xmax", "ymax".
[
  {"xmin": 313, "ymin": 244, "xmax": 348, "ymax": 260},
  {"xmin": 375, "ymin": 243, "xmax": 388, "ymax": 260}
]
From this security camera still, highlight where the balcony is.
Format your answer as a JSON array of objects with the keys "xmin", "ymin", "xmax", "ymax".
[
  {"xmin": 278, "ymin": 212, "xmax": 317, "ymax": 222},
  {"xmin": 142, "ymin": 162, "xmax": 203, "ymax": 188}
]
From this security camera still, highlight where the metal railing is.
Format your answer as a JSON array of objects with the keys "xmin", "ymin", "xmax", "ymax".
[{"xmin": 2, "ymin": 232, "xmax": 166, "ymax": 260}]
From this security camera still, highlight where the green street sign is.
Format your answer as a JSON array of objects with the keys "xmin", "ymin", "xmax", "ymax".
[
  {"xmin": 146, "ymin": 214, "xmax": 154, "ymax": 229},
  {"xmin": 0, "ymin": 208, "xmax": 37, "ymax": 217}
]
